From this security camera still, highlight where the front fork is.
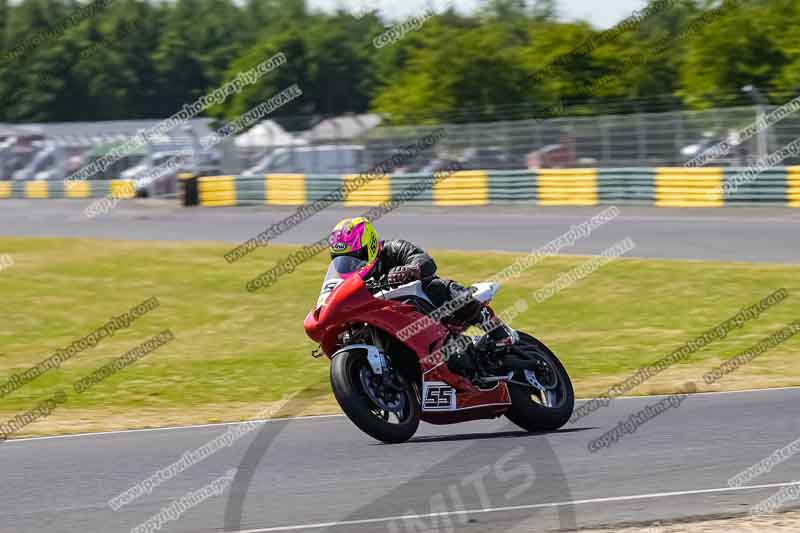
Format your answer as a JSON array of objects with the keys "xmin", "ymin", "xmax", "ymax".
[
  {"xmin": 368, "ymin": 327, "xmax": 422, "ymax": 408},
  {"xmin": 333, "ymin": 332, "xmax": 411, "ymax": 412},
  {"xmin": 331, "ymin": 343, "xmax": 388, "ymax": 375}
]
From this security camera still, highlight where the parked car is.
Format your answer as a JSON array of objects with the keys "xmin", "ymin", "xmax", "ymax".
[
  {"xmin": 12, "ymin": 145, "xmax": 81, "ymax": 181},
  {"xmin": 2, "ymin": 137, "xmax": 41, "ymax": 179},
  {"xmin": 459, "ymin": 147, "xmax": 515, "ymax": 170},
  {"xmin": 526, "ymin": 140, "xmax": 577, "ymax": 169},
  {"xmin": 679, "ymin": 134, "xmax": 746, "ymax": 166},
  {"xmin": 121, "ymin": 150, "xmax": 203, "ymax": 197},
  {"xmin": 244, "ymin": 145, "xmax": 368, "ymax": 175},
  {"xmin": 413, "ymin": 158, "xmax": 464, "ymax": 175},
  {"xmin": 79, "ymin": 142, "xmax": 149, "ymax": 181}
]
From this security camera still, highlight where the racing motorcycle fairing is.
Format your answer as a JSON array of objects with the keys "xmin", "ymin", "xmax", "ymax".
[{"xmin": 304, "ymin": 257, "xmax": 511, "ymax": 424}]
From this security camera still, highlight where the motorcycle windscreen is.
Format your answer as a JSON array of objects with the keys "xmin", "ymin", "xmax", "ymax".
[{"xmin": 316, "ymin": 255, "xmax": 367, "ymax": 308}]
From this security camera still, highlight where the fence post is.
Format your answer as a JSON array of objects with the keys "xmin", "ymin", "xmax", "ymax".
[
  {"xmin": 636, "ymin": 110, "xmax": 647, "ymax": 165},
  {"xmin": 675, "ymin": 111, "xmax": 684, "ymax": 167},
  {"xmin": 601, "ymin": 116, "xmax": 611, "ymax": 166}
]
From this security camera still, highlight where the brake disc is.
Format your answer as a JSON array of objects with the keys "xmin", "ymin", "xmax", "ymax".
[
  {"xmin": 525, "ymin": 357, "xmax": 559, "ymax": 391},
  {"xmin": 359, "ymin": 367, "xmax": 406, "ymax": 413}
]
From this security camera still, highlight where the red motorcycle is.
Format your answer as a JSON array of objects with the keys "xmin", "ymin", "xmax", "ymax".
[{"xmin": 304, "ymin": 256, "xmax": 574, "ymax": 443}]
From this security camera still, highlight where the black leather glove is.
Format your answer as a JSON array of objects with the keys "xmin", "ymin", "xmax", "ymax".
[{"xmin": 388, "ymin": 265, "xmax": 422, "ymax": 287}]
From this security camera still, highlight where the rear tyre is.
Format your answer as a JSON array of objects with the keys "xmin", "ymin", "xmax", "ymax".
[
  {"xmin": 330, "ymin": 350, "xmax": 420, "ymax": 444},
  {"xmin": 505, "ymin": 333, "xmax": 574, "ymax": 432}
]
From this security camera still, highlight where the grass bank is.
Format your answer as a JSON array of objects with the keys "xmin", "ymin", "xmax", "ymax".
[{"xmin": 0, "ymin": 237, "xmax": 797, "ymax": 437}]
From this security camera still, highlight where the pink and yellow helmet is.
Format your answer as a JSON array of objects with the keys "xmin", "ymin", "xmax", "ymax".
[{"xmin": 329, "ymin": 217, "xmax": 381, "ymax": 265}]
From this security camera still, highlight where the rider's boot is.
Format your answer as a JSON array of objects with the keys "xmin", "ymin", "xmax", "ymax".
[
  {"xmin": 478, "ymin": 307, "xmax": 519, "ymax": 348},
  {"xmin": 463, "ymin": 307, "xmax": 519, "ymax": 379},
  {"xmin": 443, "ymin": 334, "xmax": 480, "ymax": 378},
  {"xmin": 446, "ymin": 313, "xmax": 519, "ymax": 382},
  {"xmin": 440, "ymin": 287, "xmax": 518, "ymax": 379}
]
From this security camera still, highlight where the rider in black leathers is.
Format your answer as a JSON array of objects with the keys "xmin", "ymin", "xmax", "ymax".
[{"xmin": 328, "ymin": 218, "xmax": 517, "ymax": 374}]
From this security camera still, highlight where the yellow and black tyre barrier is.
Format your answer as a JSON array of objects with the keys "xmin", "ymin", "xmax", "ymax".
[
  {"xmin": 64, "ymin": 181, "xmax": 91, "ymax": 199},
  {"xmin": 655, "ymin": 168, "xmax": 724, "ymax": 207},
  {"xmin": 537, "ymin": 169, "xmax": 598, "ymax": 206},
  {"xmin": 266, "ymin": 174, "xmax": 305, "ymax": 205},
  {"xmin": 343, "ymin": 173, "xmax": 391, "ymax": 207},
  {"xmin": 0, "ymin": 179, "xmax": 137, "ymax": 199},
  {"xmin": 433, "ymin": 171, "xmax": 488, "ymax": 206},
  {"xmin": 110, "ymin": 180, "xmax": 136, "ymax": 199},
  {"xmin": 0, "ymin": 168, "xmax": 781, "ymax": 207},
  {"xmin": 788, "ymin": 167, "xmax": 800, "ymax": 208},
  {"xmin": 3, "ymin": 169, "xmax": 800, "ymax": 207},
  {"xmin": 25, "ymin": 181, "xmax": 49, "ymax": 199},
  {"xmin": 198, "ymin": 176, "xmax": 237, "ymax": 207}
]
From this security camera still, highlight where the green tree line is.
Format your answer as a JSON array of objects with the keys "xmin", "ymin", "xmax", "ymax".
[{"xmin": 0, "ymin": 0, "xmax": 798, "ymax": 127}]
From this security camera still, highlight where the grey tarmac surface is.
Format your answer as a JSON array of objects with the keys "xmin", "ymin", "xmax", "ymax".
[
  {"xmin": 1, "ymin": 199, "xmax": 799, "ymax": 262},
  {"xmin": 2, "ymin": 388, "xmax": 800, "ymax": 533}
]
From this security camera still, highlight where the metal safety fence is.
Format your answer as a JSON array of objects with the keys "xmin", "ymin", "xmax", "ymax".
[{"xmin": 237, "ymin": 105, "xmax": 800, "ymax": 173}]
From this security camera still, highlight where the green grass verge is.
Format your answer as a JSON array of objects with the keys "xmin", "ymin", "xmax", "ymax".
[{"xmin": 0, "ymin": 237, "xmax": 798, "ymax": 436}]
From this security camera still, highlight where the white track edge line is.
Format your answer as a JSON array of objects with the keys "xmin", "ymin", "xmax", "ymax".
[
  {"xmin": 3, "ymin": 414, "xmax": 346, "ymax": 443},
  {"xmin": 232, "ymin": 480, "xmax": 800, "ymax": 532}
]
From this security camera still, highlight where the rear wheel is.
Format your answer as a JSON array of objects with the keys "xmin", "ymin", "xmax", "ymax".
[
  {"xmin": 330, "ymin": 350, "xmax": 420, "ymax": 443},
  {"xmin": 504, "ymin": 333, "xmax": 574, "ymax": 432}
]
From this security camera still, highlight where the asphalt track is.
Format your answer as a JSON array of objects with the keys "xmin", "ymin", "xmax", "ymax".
[
  {"xmin": 1, "ymin": 199, "xmax": 799, "ymax": 262},
  {"xmin": 3, "ymin": 388, "xmax": 800, "ymax": 532},
  {"xmin": 3, "ymin": 201, "xmax": 800, "ymax": 532}
]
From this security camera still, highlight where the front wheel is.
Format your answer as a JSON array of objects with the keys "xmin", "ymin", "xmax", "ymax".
[
  {"xmin": 504, "ymin": 332, "xmax": 574, "ymax": 432},
  {"xmin": 330, "ymin": 350, "xmax": 420, "ymax": 443}
]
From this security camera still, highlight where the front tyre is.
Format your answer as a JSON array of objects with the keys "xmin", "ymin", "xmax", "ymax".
[
  {"xmin": 505, "ymin": 333, "xmax": 574, "ymax": 432},
  {"xmin": 330, "ymin": 350, "xmax": 420, "ymax": 443}
]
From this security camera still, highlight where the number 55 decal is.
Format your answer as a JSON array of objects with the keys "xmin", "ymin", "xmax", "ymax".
[{"xmin": 422, "ymin": 381, "xmax": 456, "ymax": 411}]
